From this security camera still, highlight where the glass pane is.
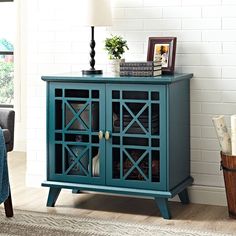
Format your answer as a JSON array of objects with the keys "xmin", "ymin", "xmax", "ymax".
[
  {"xmin": 0, "ymin": 1, "xmax": 15, "ymax": 105},
  {"xmin": 55, "ymin": 144, "xmax": 62, "ymax": 174},
  {"xmin": 64, "ymin": 100, "xmax": 99, "ymax": 132},
  {"xmin": 65, "ymin": 101, "xmax": 90, "ymax": 131},
  {"xmin": 0, "ymin": 56, "xmax": 14, "ymax": 104},
  {"xmin": 152, "ymin": 150, "xmax": 160, "ymax": 182},
  {"xmin": 122, "ymin": 103, "xmax": 148, "ymax": 134},
  {"xmin": 91, "ymin": 146, "xmax": 99, "ymax": 177},
  {"xmin": 151, "ymin": 104, "xmax": 159, "ymax": 135},
  {"xmin": 65, "ymin": 144, "xmax": 89, "ymax": 176},
  {"xmin": 112, "ymin": 148, "xmax": 120, "ymax": 179},
  {"xmin": 122, "ymin": 91, "xmax": 148, "ymax": 100},
  {"xmin": 55, "ymin": 100, "xmax": 62, "ymax": 130},
  {"xmin": 112, "ymin": 102, "xmax": 120, "ymax": 133},
  {"xmin": 0, "ymin": 3, "xmax": 15, "ymax": 43},
  {"xmin": 123, "ymin": 149, "xmax": 147, "ymax": 181}
]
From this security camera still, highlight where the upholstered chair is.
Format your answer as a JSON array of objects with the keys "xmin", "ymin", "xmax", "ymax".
[{"xmin": 0, "ymin": 108, "xmax": 15, "ymax": 217}]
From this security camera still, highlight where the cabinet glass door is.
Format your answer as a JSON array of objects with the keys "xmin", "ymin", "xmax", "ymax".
[
  {"xmin": 106, "ymin": 84, "xmax": 166, "ymax": 190},
  {"xmin": 48, "ymin": 83, "xmax": 106, "ymax": 185}
]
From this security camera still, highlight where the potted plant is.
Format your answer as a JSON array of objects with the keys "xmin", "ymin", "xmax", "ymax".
[{"xmin": 104, "ymin": 35, "xmax": 129, "ymax": 75}]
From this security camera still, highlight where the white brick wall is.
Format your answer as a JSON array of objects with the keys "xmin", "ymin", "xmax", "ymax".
[{"xmin": 25, "ymin": 0, "xmax": 236, "ymax": 205}]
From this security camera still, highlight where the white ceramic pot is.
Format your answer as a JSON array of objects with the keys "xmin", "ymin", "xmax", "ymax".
[{"xmin": 108, "ymin": 58, "xmax": 124, "ymax": 76}]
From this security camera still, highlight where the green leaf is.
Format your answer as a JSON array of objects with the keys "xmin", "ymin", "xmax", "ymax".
[{"xmin": 104, "ymin": 35, "xmax": 129, "ymax": 59}]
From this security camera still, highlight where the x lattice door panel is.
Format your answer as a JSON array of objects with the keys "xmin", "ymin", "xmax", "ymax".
[
  {"xmin": 48, "ymin": 83, "xmax": 106, "ymax": 185},
  {"xmin": 106, "ymin": 84, "xmax": 167, "ymax": 190}
]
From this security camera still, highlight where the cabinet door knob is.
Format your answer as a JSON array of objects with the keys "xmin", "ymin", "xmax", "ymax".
[
  {"xmin": 98, "ymin": 131, "xmax": 104, "ymax": 140},
  {"xmin": 105, "ymin": 131, "xmax": 110, "ymax": 140}
]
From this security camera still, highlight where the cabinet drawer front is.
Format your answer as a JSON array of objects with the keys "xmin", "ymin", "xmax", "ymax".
[
  {"xmin": 47, "ymin": 82, "xmax": 106, "ymax": 185},
  {"xmin": 105, "ymin": 84, "xmax": 167, "ymax": 191}
]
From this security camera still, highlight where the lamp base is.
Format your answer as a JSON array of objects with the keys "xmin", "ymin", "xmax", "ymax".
[{"xmin": 82, "ymin": 69, "xmax": 103, "ymax": 75}]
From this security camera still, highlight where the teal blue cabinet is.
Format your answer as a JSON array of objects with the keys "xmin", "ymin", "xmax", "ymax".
[{"xmin": 42, "ymin": 73, "xmax": 193, "ymax": 219}]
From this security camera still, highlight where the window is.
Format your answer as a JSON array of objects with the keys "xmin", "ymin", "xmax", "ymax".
[{"xmin": 0, "ymin": 0, "xmax": 15, "ymax": 107}]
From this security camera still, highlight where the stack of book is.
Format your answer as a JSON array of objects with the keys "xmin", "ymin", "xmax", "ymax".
[{"xmin": 120, "ymin": 61, "xmax": 162, "ymax": 77}]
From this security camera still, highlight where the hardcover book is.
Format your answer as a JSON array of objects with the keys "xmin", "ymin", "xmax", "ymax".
[
  {"xmin": 120, "ymin": 61, "xmax": 162, "ymax": 67},
  {"xmin": 120, "ymin": 66, "xmax": 162, "ymax": 71},
  {"xmin": 120, "ymin": 70, "xmax": 162, "ymax": 77}
]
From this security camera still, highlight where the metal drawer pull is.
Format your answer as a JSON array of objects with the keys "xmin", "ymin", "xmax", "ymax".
[
  {"xmin": 105, "ymin": 131, "xmax": 110, "ymax": 140},
  {"xmin": 98, "ymin": 131, "xmax": 104, "ymax": 140}
]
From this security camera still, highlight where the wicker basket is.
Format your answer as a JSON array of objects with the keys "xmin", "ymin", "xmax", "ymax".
[{"xmin": 221, "ymin": 152, "xmax": 236, "ymax": 219}]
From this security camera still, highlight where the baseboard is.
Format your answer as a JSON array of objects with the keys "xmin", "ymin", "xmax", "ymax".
[
  {"xmin": 26, "ymin": 174, "xmax": 46, "ymax": 188},
  {"xmin": 189, "ymin": 185, "xmax": 227, "ymax": 206},
  {"xmin": 171, "ymin": 185, "xmax": 227, "ymax": 206},
  {"xmin": 14, "ymin": 140, "xmax": 26, "ymax": 152}
]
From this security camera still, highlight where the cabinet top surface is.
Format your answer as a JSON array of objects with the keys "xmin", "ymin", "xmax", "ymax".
[{"xmin": 42, "ymin": 72, "xmax": 193, "ymax": 84}]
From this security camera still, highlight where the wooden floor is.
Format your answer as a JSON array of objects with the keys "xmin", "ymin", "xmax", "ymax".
[{"xmin": 2, "ymin": 152, "xmax": 236, "ymax": 234}]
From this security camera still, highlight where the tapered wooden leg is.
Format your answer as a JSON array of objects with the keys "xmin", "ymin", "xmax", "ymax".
[
  {"xmin": 4, "ymin": 191, "xmax": 13, "ymax": 217},
  {"xmin": 47, "ymin": 187, "xmax": 61, "ymax": 207},
  {"xmin": 72, "ymin": 189, "xmax": 80, "ymax": 194},
  {"xmin": 155, "ymin": 197, "xmax": 171, "ymax": 219},
  {"xmin": 178, "ymin": 188, "xmax": 189, "ymax": 204}
]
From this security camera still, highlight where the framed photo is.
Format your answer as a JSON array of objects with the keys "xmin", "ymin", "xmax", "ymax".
[{"xmin": 147, "ymin": 37, "xmax": 177, "ymax": 74}]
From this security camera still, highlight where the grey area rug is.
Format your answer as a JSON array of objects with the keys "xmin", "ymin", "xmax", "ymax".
[{"xmin": 0, "ymin": 209, "xmax": 233, "ymax": 236}]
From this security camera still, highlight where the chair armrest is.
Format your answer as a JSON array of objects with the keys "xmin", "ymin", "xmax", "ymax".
[{"xmin": 0, "ymin": 109, "xmax": 15, "ymax": 152}]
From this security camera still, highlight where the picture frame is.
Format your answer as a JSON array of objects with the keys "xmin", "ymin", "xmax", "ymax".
[{"xmin": 147, "ymin": 37, "xmax": 177, "ymax": 74}]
